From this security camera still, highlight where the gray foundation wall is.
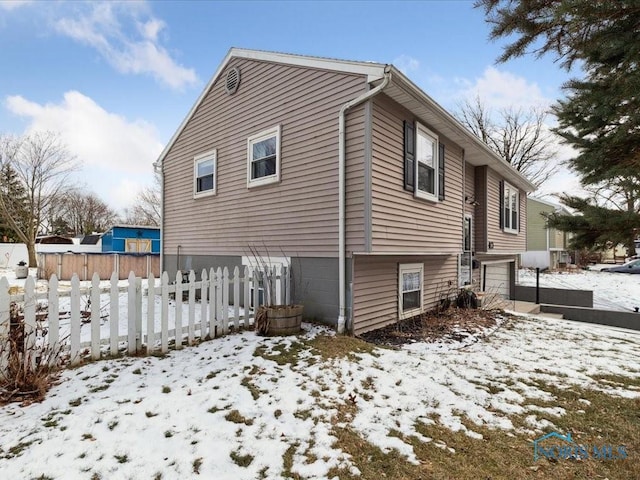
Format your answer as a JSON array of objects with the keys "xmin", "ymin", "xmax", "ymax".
[
  {"xmin": 515, "ymin": 285, "xmax": 593, "ymax": 308},
  {"xmin": 164, "ymin": 254, "xmax": 244, "ymax": 280},
  {"xmin": 163, "ymin": 254, "xmax": 341, "ymax": 326},
  {"xmin": 541, "ymin": 304, "xmax": 640, "ymax": 331}
]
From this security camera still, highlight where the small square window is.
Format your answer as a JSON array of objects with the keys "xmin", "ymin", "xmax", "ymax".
[
  {"xmin": 194, "ymin": 150, "xmax": 216, "ymax": 198},
  {"xmin": 399, "ymin": 263, "xmax": 423, "ymax": 319},
  {"xmin": 247, "ymin": 125, "xmax": 280, "ymax": 188}
]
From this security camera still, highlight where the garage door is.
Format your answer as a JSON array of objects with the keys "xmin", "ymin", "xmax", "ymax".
[{"xmin": 483, "ymin": 262, "xmax": 510, "ymax": 299}]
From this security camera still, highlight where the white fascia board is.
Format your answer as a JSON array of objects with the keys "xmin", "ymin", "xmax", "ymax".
[{"xmin": 230, "ymin": 48, "xmax": 387, "ymax": 82}]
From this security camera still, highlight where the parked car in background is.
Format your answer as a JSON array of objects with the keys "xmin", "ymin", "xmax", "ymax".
[{"xmin": 601, "ymin": 258, "xmax": 640, "ymax": 274}]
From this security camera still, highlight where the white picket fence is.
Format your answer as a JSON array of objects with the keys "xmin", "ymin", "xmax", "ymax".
[{"xmin": 0, "ymin": 266, "xmax": 290, "ymax": 373}]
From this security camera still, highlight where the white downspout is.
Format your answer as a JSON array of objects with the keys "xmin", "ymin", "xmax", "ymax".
[
  {"xmin": 337, "ymin": 66, "xmax": 391, "ymax": 334},
  {"xmin": 153, "ymin": 160, "xmax": 164, "ymax": 274}
]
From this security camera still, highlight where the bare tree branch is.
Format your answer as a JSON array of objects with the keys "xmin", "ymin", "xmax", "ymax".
[
  {"xmin": 0, "ymin": 132, "xmax": 77, "ymax": 267},
  {"xmin": 123, "ymin": 174, "xmax": 161, "ymax": 227},
  {"xmin": 455, "ymin": 96, "xmax": 560, "ymax": 188}
]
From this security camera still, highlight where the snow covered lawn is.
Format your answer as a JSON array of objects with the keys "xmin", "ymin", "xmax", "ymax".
[
  {"xmin": 518, "ymin": 267, "xmax": 640, "ymax": 312},
  {"xmin": 1, "ymin": 315, "xmax": 639, "ymax": 479}
]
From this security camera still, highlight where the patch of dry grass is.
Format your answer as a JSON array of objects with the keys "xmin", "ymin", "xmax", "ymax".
[{"xmin": 326, "ymin": 380, "xmax": 640, "ymax": 480}]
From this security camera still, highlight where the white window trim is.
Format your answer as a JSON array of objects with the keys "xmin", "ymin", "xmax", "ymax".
[
  {"xmin": 247, "ymin": 125, "xmax": 281, "ymax": 188},
  {"xmin": 503, "ymin": 181, "xmax": 519, "ymax": 234},
  {"xmin": 414, "ymin": 123, "xmax": 439, "ymax": 203},
  {"xmin": 193, "ymin": 149, "xmax": 217, "ymax": 199},
  {"xmin": 398, "ymin": 263, "xmax": 424, "ymax": 320}
]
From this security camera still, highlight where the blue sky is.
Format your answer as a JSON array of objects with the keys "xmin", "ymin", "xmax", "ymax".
[{"xmin": 0, "ymin": 0, "xmax": 577, "ymax": 211}]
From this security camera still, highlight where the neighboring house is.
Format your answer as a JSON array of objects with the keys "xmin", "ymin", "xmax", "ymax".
[
  {"xmin": 521, "ymin": 197, "xmax": 573, "ymax": 269},
  {"xmin": 101, "ymin": 225, "xmax": 160, "ymax": 253},
  {"xmin": 80, "ymin": 234, "xmax": 103, "ymax": 249},
  {"xmin": 156, "ymin": 48, "xmax": 535, "ymax": 335},
  {"xmin": 35, "ymin": 235, "xmax": 74, "ymax": 245}
]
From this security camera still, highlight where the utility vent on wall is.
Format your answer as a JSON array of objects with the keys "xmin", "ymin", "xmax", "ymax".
[{"xmin": 225, "ymin": 67, "xmax": 241, "ymax": 95}]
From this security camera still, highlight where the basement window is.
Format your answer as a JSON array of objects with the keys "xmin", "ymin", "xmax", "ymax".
[{"xmin": 399, "ymin": 263, "xmax": 423, "ymax": 319}]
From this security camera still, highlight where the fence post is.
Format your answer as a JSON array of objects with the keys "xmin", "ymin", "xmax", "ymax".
[
  {"xmin": 188, "ymin": 270, "xmax": 195, "ymax": 345},
  {"xmin": 0, "ymin": 277, "xmax": 9, "ymax": 375},
  {"xmin": 128, "ymin": 271, "xmax": 137, "ymax": 355},
  {"xmin": 243, "ymin": 266, "xmax": 251, "ymax": 327},
  {"xmin": 200, "ymin": 269, "xmax": 208, "ymax": 339},
  {"xmin": 109, "ymin": 271, "xmax": 119, "ymax": 356},
  {"xmin": 90, "ymin": 272, "xmax": 101, "ymax": 360},
  {"xmin": 253, "ymin": 269, "xmax": 261, "ymax": 310},
  {"xmin": 70, "ymin": 274, "xmax": 81, "ymax": 366},
  {"xmin": 161, "ymin": 271, "xmax": 169, "ymax": 353},
  {"xmin": 276, "ymin": 266, "xmax": 281, "ymax": 304},
  {"xmin": 135, "ymin": 276, "xmax": 142, "ymax": 352},
  {"xmin": 233, "ymin": 266, "xmax": 240, "ymax": 330},
  {"xmin": 23, "ymin": 276, "xmax": 37, "ymax": 370},
  {"xmin": 146, "ymin": 272, "xmax": 156, "ymax": 353},
  {"xmin": 282, "ymin": 266, "xmax": 292, "ymax": 305},
  {"xmin": 209, "ymin": 268, "xmax": 218, "ymax": 339},
  {"xmin": 222, "ymin": 267, "xmax": 229, "ymax": 336},
  {"xmin": 175, "ymin": 270, "xmax": 183, "ymax": 349},
  {"xmin": 48, "ymin": 275, "xmax": 59, "ymax": 366},
  {"xmin": 215, "ymin": 267, "xmax": 222, "ymax": 337}
]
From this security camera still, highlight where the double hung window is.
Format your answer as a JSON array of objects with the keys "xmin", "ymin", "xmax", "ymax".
[
  {"xmin": 194, "ymin": 150, "xmax": 216, "ymax": 198},
  {"xmin": 247, "ymin": 126, "xmax": 280, "ymax": 187}
]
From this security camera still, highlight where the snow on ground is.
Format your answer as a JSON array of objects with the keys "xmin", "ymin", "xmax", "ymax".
[
  {"xmin": 1, "ymin": 316, "xmax": 639, "ymax": 479},
  {"xmin": 518, "ymin": 267, "xmax": 640, "ymax": 312},
  {"xmin": 1, "ymin": 267, "xmax": 640, "ymax": 478}
]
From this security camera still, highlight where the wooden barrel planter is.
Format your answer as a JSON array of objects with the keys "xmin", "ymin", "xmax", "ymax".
[{"xmin": 255, "ymin": 304, "xmax": 303, "ymax": 336}]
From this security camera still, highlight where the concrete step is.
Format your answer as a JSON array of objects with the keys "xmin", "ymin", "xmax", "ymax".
[
  {"xmin": 537, "ymin": 312, "xmax": 565, "ymax": 320},
  {"xmin": 511, "ymin": 301, "xmax": 540, "ymax": 314}
]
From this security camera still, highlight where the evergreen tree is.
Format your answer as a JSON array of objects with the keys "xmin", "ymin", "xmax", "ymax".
[
  {"xmin": 476, "ymin": 0, "xmax": 640, "ymax": 254},
  {"xmin": 0, "ymin": 163, "xmax": 28, "ymax": 242}
]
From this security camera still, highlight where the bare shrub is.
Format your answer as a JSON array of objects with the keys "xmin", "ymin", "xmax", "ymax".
[{"xmin": 0, "ymin": 303, "xmax": 67, "ymax": 405}]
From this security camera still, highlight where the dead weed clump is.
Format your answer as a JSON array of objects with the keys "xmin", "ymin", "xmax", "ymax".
[
  {"xmin": 360, "ymin": 306, "xmax": 511, "ymax": 348},
  {"xmin": 0, "ymin": 304, "xmax": 67, "ymax": 405}
]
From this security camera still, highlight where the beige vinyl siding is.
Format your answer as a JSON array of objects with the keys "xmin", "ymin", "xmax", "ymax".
[
  {"xmin": 352, "ymin": 254, "xmax": 458, "ymax": 335},
  {"xmin": 485, "ymin": 168, "xmax": 527, "ymax": 252},
  {"xmin": 345, "ymin": 103, "xmax": 367, "ymax": 253},
  {"xmin": 370, "ymin": 95, "xmax": 464, "ymax": 254},
  {"xmin": 163, "ymin": 58, "xmax": 368, "ymax": 258}
]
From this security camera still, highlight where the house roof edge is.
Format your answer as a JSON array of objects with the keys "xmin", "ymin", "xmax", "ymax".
[{"xmin": 155, "ymin": 48, "xmax": 386, "ymax": 168}]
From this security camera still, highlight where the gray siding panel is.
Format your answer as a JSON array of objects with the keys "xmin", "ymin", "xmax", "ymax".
[
  {"xmin": 163, "ymin": 58, "xmax": 368, "ymax": 259},
  {"xmin": 370, "ymin": 95, "xmax": 464, "ymax": 254}
]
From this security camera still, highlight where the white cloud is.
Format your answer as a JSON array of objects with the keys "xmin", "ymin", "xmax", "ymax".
[
  {"xmin": 113, "ymin": 177, "xmax": 147, "ymax": 211},
  {"xmin": 456, "ymin": 66, "xmax": 551, "ymax": 111},
  {"xmin": 0, "ymin": 0, "xmax": 31, "ymax": 11},
  {"xmin": 5, "ymin": 91, "xmax": 163, "ymax": 210},
  {"xmin": 393, "ymin": 54, "xmax": 420, "ymax": 75},
  {"xmin": 53, "ymin": 3, "xmax": 197, "ymax": 90}
]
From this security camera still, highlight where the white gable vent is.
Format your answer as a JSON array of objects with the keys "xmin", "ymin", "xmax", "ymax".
[{"xmin": 225, "ymin": 67, "xmax": 241, "ymax": 95}]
